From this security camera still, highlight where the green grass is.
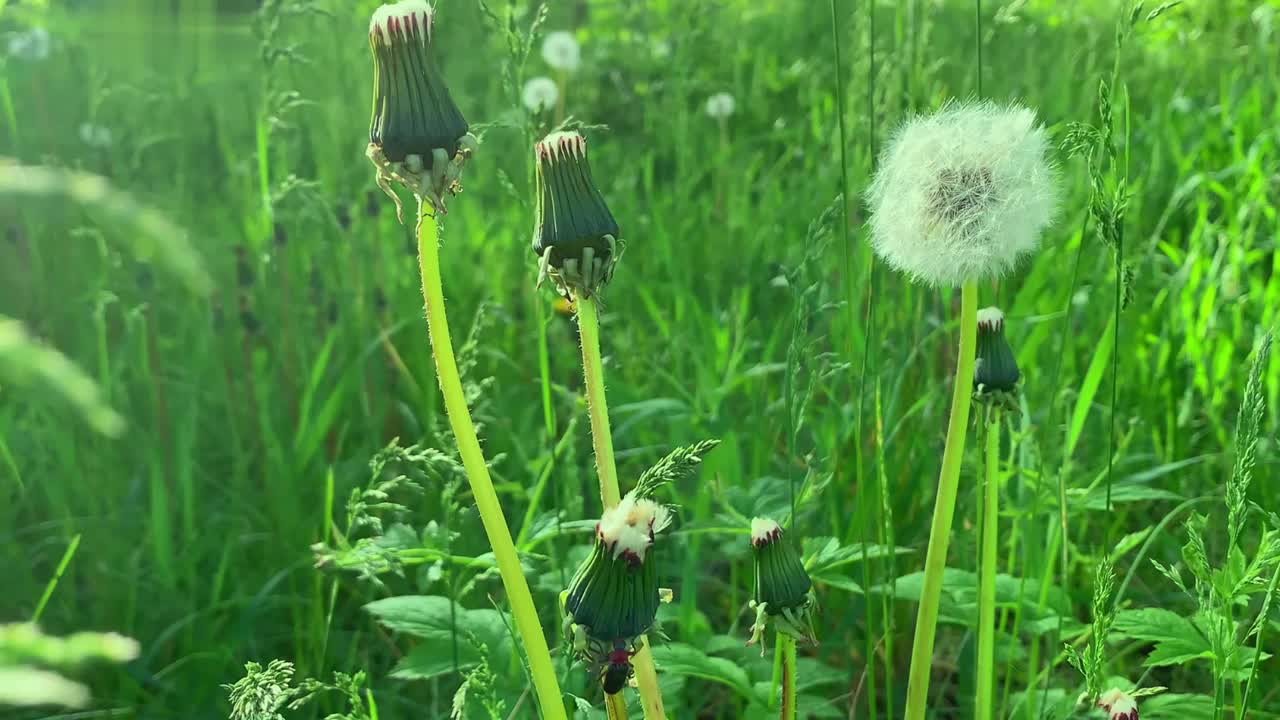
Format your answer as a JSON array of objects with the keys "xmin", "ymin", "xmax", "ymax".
[{"xmin": 2, "ymin": 0, "xmax": 1279, "ymax": 718}]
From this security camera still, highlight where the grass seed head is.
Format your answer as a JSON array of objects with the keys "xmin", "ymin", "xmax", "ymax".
[
  {"xmin": 531, "ymin": 131, "xmax": 622, "ymax": 298},
  {"xmin": 866, "ymin": 100, "xmax": 1058, "ymax": 287},
  {"xmin": 367, "ymin": 1, "xmax": 475, "ymax": 218}
]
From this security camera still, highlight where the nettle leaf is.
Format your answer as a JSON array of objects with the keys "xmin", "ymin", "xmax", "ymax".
[
  {"xmin": 364, "ymin": 596, "xmax": 514, "ymax": 681},
  {"xmin": 1112, "ymin": 608, "xmax": 1212, "ymax": 666},
  {"xmin": 649, "ymin": 643, "xmax": 758, "ymax": 704},
  {"xmin": 1140, "ymin": 692, "xmax": 1214, "ymax": 719}
]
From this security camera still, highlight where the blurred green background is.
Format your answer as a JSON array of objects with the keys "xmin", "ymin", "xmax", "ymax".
[{"xmin": 2, "ymin": 0, "xmax": 1279, "ymax": 718}]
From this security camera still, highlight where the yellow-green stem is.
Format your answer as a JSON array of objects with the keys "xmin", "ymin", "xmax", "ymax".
[
  {"xmin": 976, "ymin": 409, "xmax": 1000, "ymax": 720},
  {"xmin": 779, "ymin": 635, "xmax": 797, "ymax": 720},
  {"xmin": 605, "ymin": 692, "xmax": 629, "ymax": 720},
  {"xmin": 903, "ymin": 282, "xmax": 979, "ymax": 720},
  {"xmin": 575, "ymin": 294, "xmax": 667, "ymax": 720},
  {"xmin": 416, "ymin": 205, "xmax": 566, "ymax": 720}
]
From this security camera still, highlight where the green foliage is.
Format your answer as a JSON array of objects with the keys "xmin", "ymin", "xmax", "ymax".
[{"xmin": 0, "ymin": 623, "xmax": 139, "ymax": 709}]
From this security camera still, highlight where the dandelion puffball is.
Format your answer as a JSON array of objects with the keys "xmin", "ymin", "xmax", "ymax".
[
  {"xmin": 705, "ymin": 92, "xmax": 736, "ymax": 119},
  {"xmin": 866, "ymin": 100, "xmax": 1057, "ymax": 287},
  {"xmin": 7, "ymin": 26, "xmax": 50, "ymax": 62},
  {"xmin": 541, "ymin": 31, "xmax": 581, "ymax": 72},
  {"xmin": 521, "ymin": 76, "xmax": 559, "ymax": 113}
]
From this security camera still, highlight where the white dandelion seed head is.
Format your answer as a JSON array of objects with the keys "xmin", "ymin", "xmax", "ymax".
[
  {"xmin": 866, "ymin": 100, "xmax": 1058, "ymax": 287},
  {"xmin": 750, "ymin": 517, "xmax": 783, "ymax": 547},
  {"xmin": 369, "ymin": 1, "xmax": 434, "ymax": 46},
  {"xmin": 597, "ymin": 491, "xmax": 671, "ymax": 563},
  {"xmin": 650, "ymin": 39, "xmax": 672, "ymax": 59},
  {"xmin": 541, "ymin": 31, "xmax": 581, "ymax": 72},
  {"xmin": 705, "ymin": 92, "xmax": 736, "ymax": 120},
  {"xmin": 7, "ymin": 26, "xmax": 51, "ymax": 62},
  {"xmin": 78, "ymin": 123, "xmax": 113, "ymax": 149},
  {"xmin": 1097, "ymin": 688, "xmax": 1139, "ymax": 720},
  {"xmin": 521, "ymin": 76, "xmax": 559, "ymax": 113},
  {"xmin": 534, "ymin": 130, "xmax": 587, "ymax": 164},
  {"xmin": 976, "ymin": 306, "xmax": 1005, "ymax": 331}
]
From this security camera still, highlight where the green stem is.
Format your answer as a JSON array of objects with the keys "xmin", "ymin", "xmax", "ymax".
[
  {"xmin": 415, "ymin": 204, "xmax": 566, "ymax": 720},
  {"xmin": 605, "ymin": 694, "xmax": 628, "ymax": 720},
  {"xmin": 976, "ymin": 409, "xmax": 999, "ymax": 720},
  {"xmin": 779, "ymin": 634, "xmax": 798, "ymax": 720},
  {"xmin": 575, "ymin": 294, "xmax": 667, "ymax": 720},
  {"xmin": 903, "ymin": 282, "xmax": 979, "ymax": 720}
]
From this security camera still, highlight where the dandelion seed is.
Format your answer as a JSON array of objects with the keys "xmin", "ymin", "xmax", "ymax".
[
  {"xmin": 78, "ymin": 123, "xmax": 113, "ymax": 149},
  {"xmin": 522, "ymin": 76, "xmax": 559, "ymax": 113},
  {"xmin": 541, "ymin": 31, "xmax": 581, "ymax": 72},
  {"xmin": 705, "ymin": 92, "xmax": 736, "ymax": 120},
  {"xmin": 7, "ymin": 27, "xmax": 50, "ymax": 62},
  {"xmin": 866, "ymin": 100, "xmax": 1058, "ymax": 287}
]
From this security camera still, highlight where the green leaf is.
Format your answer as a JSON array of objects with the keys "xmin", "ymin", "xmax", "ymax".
[
  {"xmin": 1112, "ymin": 608, "xmax": 1212, "ymax": 666},
  {"xmin": 649, "ymin": 643, "xmax": 758, "ymax": 703},
  {"xmin": 1140, "ymin": 692, "xmax": 1213, "ymax": 719},
  {"xmin": 1066, "ymin": 312, "xmax": 1114, "ymax": 458},
  {"xmin": 365, "ymin": 596, "xmax": 514, "ymax": 681}
]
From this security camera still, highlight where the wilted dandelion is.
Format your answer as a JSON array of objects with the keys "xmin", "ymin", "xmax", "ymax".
[
  {"xmin": 78, "ymin": 123, "xmax": 113, "ymax": 149},
  {"xmin": 541, "ymin": 31, "xmax": 581, "ymax": 72},
  {"xmin": 704, "ymin": 92, "xmax": 736, "ymax": 120},
  {"xmin": 973, "ymin": 306, "xmax": 1020, "ymax": 400},
  {"xmin": 521, "ymin": 76, "xmax": 559, "ymax": 114},
  {"xmin": 7, "ymin": 27, "xmax": 50, "ymax": 61},
  {"xmin": 866, "ymin": 100, "xmax": 1057, "ymax": 287},
  {"xmin": 1096, "ymin": 688, "xmax": 1139, "ymax": 720}
]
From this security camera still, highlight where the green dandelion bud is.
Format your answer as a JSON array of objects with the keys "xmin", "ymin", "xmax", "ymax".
[
  {"xmin": 366, "ymin": 1, "xmax": 476, "ymax": 219},
  {"xmin": 747, "ymin": 517, "xmax": 815, "ymax": 652},
  {"xmin": 973, "ymin": 307, "xmax": 1020, "ymax": 405},
  {"xmin": 564, "ymin": 492, "xmax": 670, "ymax": 645},
  {"xmin": 532, "ymin": 131, "xmax": 622, "ymax": 299}
]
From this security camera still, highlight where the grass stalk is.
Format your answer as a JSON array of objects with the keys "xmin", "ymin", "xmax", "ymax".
[
  {"xmin": 574, "ymin": 294, "xmax": 666, "ymax": 719},
  {"xmin": 903, "ymin": 281, "xmax": 978, "ymax": 720},
  {"xmin": 975, "ymin": 408, "xmax": 999, "ymax": 720},
  {"xmin": 779, "ymin": 634, "xmax": 797, "ymax": 720},
  {"xmin": 414, "ymin": 202, "xmax": 566, "ymax": 720}
]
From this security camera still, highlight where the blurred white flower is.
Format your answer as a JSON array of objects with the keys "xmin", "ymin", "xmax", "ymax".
[
  {"xmin": 1253, "ymin": 3, "xmax": 1275, "ymax": 35},
  {"xmin": 7, "ymin": 27, "xmax": 51, "ymax": 62},
  {"xmin": 866, "ymin": 100, "xmax": 1057, "ymax": 287},
  {"xmin": 650, "ymin": 39, "xmax": 671, "ymax": 59},
  {"xmin": 79, "ymin": 123, "xmax": 113, "ymax": 149},
  {"xmin": 541, "ymin": 31, "xmax": 580, "ymax": 72},
  {"xmin": 705, "ymin": 92, "xmax": 736, "ymax": 120},
  {"xmin": 522, "ymin": 76, "xmax": 559, "ymax": 113},
  {"xmin": 1169, "ymin": 92, "xmax": 1192, "ymax": 114}
]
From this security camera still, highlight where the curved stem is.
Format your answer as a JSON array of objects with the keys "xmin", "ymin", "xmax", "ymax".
[
  {"xmin": 779, "ymin": 635, "xmax": 798, "ymax": 720},
  {"xmin": 976, "ymin": 409, "xmax": 999, "ymax": 720},
  {"xmin": 903, "ymin": 282, "xmax": 979, "ymax": 720},
  {"xmin": 575, "ymin": 294, "xmax": 667, "ymax": 719},
  {"xmin": 415, "ymin": 205, "xmax": 566, "ymax": 720}
]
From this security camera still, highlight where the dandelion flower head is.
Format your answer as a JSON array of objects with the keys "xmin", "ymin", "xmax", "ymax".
[
  {"xmin": 541, "ymin": 31, "xmax": 581, "ymax": 72},
  {"xmin": 705, "ymin": 92, "xmax": 736, "ymax": 119},
  {"xmin": 866, "ymin": 100, "xmax": 1057, "ymax": 287},
  {"xmin": 522, "ymin": 76, "xmax": 559, "ymax": 113},
  {"xmin": 597, "ymin": 491, "xmax": 672, "ymax": 564}
]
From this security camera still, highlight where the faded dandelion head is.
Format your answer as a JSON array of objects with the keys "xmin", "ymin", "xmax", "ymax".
[
  {"xmin": 521, "ymin": 76, "xmax": 559, "ymax": 114},
  {"xmin": 705, "ymin": 92, "xmax": 736, "ymax": 120},
  {"xmin": 866, "ymin": 100, "xmax": 1057, "ymax": 287},
  {"xmin": 541, "ymin": 31, "xmax": 581, "ymax": 72},
  {"xmin": 531, "ymin": 131, "xmax": 621, "ymax": 298},
  {"xmin": 366, "ymin": 1, "xmax": 475, "ymax": 219},
  {"xmin": 973, "ymin": 306, "xmax": 1020, "ymax": 402},
  {"xmin": 1096, "ymin": 688, "xmax": 1139, "ymax": 720}
]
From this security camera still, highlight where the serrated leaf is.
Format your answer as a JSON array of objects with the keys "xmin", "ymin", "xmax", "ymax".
[
  {"xmin": 649, "ymin": 643, "xmax": 757, "ymax": 702},
  {"xmin": 1112, "ymin": 608, "xmax": 1212, "ymax": 666}
]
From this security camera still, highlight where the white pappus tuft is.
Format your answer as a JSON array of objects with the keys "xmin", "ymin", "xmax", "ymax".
[
  {"xmin": 541, "ymin": 31, "xmax": 581, "ymax": 72},
  {"xmin": 522, "ymin": 76, "xmax": 559, "ymax": 113},
  {"xmin": 1096, "ymin": 688, "xmax": 1139, "ymax": 720},
  {"xmin": 369, "ymin": 1, "xmax": 434, "ymax": 46},
  {"xmin": 7, "ymin": 26, "xmax": 51, "ymax": 62},
  {"xmin": 750, "ymin": 517, "xmax": 782, "ymax": 547},
  {"xmin": 78, "ymin": 122, "xmax": 113, "ymax": 149},
  {"xmin": 597, "ymin": 491, "xmax": 672, "ymax": 564},
  {"xmin": 976, "ymin": 306, "xmax": 1005, "ymax": 331},
  {"xmin": 705, "ymin": 92, "xmax": 736, "ymax": 120},
  {"xmin": 866, "ymin": 100, "xmax": 1058, "ymax": 287}
]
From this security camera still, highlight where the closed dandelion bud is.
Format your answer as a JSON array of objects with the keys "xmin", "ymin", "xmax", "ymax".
[
  {"xmin": 367, "ymin": 1, "xmax": 477, "ymax": 218},
  {"xmin": 335, "ymin": 203, "xmax": 352, "ymax": 232},
  {"xmin": 272, "ymin": 222, "xmax": 288, "ymax": 248},
  {"xmin": 1097, "ymin": 689, "xmax": 1139, "ymax": 720},
  {"xmin": 973, "ymin": 307, "xmax": 1020, "ymax": 398},
  {"xmin": 564, "ymin": 492, "xmax": 670, "ymax": 644},
  {"xmin": 364, "ymin": 189, "xmax": 382, "ymax": 219},
  {"xmin": 234, "ymin": 245, "xmax": 254, "ymax": 288},
  {"xmin": 747, "ymin": 517, "xmax": 815, "ymax": 651},
  {"xmin": 866, "ymin": 101, "xmax": 1058, "ymax": 287},
  {"xmin": 531, "ymin": 131, "xmax": 621, "ymax": 299}
]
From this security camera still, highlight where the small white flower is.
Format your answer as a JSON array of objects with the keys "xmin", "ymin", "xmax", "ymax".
[
  {"xmin": 1169, "ymin": 92, "xmax": 1192, "ymax": 114},
  {"xmin": 7, "ymin": 27, "xmax": 51, "ymax": 62},
  {"xmin": 866, "ymin": 100, "xmax": 1057, "ymax": 287},
  {"xmin": 521, "ymin": 76, "xmax": 559, "ymax": 113},
  {"xmin": 541, "ymin": 31, "xmax": 581, "ymax": 72},
  {"xmin": 597, "ymin": 491, "xmax": 672, "ymax": 563},
  {"xmin": 78, "ymin": 123, "xmax": 113, "ymax": 149},
  {"xmin": 705, "ymin": 92, "xmax": 736, "ymax": 120},
  {"xmin": 1253, "ymin": 3, "xmax": 1275, "ymax": 35},
  {"xmin": 650, "ymin": 39, "xmax": 671, "ymax": 59},
  {"xmin": 1097, "ymin": 688, "xmax": 1139, "ymax": 720}
]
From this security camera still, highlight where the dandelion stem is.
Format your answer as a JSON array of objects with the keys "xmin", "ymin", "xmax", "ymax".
[
  {"xmin": 605, "ymin": 692, "xmax": 629, "ymax": 720},
  {"xmin": 575, "ymin": 294, "xmax": 667, "ymax": 719},
  {"xmin": 779, "ymin": 634, "xmax": 798, "ymax": 720},
  {"xmin": 415, "ymin": 202, "xmax": 566, "ymax": 720},
  {"xmin": 976, "ymin": 408, "xmax": 1000, "ymax": 720},
  {"xmin": 903, "ymin": 281, "xmax": 978, "ymax": 720}
]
